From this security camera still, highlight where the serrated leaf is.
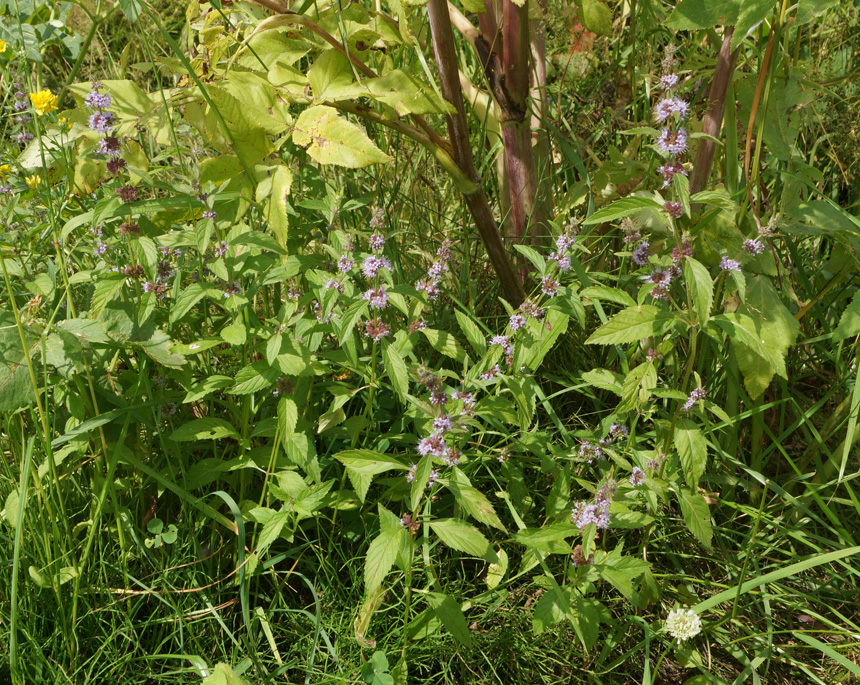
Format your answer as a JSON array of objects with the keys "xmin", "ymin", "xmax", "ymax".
[
  {"xmin": 674, "ymin": 418, "xmax": 707, "ymax": 488},
  {"xmin": 447, "ymin": 467, "xmax": 506, "ymax": 531},
  {"xmin": 678, "ymin": 488, "xmax": 712, "ymax": 550},
  {"xmin": 430, "ymin": 519, "xmax": 497, "ymax": 563},
  {"xmin": 426, "ymin": 593, "xmax": 473, "ymax": 647},
  {"xmin": 834, "ymin": 291, "xmax": 860, "ymax": 341},
  {"xmin": 419, "ymin": 328, "xmax": 469, "ymax": 363},
  {"xmin": 365, "ymin": 525, "xmax": 404, "ymax": 593},
  {"xmin": 169, "ymin": 418, "xmax": 240, "ymax": 442},
  {"xmin": 665, "ymin": 0, "xmax": 741, "ymax": 30},
  {"xmin": 455, "ymin": 310, "xmax": 487, "ymax": 355},
  {"xmin": 231, "ymin": 361, "xmax": 280, "ymax": 394},
  {"xmin": 582, "ymin": 196, "xmax": 663, "ymax": 225},
  {"xmin": 684, "ymin": 258, "xmax": 713, "ymax": 325},
  {"xmin": 383, "ymin": 343, "xmax": 409, "ymax": 397},
  {"xmin": 586, "ymin": 305, "xmax": 675, "ymax": 345},
  {"xmin": 533, "ymin": 586, "xmax": 570, "ymax": 634},
  {"xmin": 292, "ymin": 105, "xmax": 391, "ymax": 168},
  {"xmin": 581, "ymin": 285, "xmax": 636, "ymax": 308}
]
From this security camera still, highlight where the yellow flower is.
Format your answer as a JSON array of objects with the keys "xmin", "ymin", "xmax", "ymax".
[
  {"xmin": 0, "ymin": 40, "xmax": 7, "ymax": 53},
  {"xmin": 29, "ymin": 90, "xmax": 58, "ymax": 116},
  {"xmin": 25, "ymin": 175, "xmax": 42, "ymax": 189},
  {"xmin": 0, "ymin": 165, "xmax": 10, "ymax": 180},
  {"xmin": 58, "ymin": 117, "xmax": 71, "ymax": 130}
]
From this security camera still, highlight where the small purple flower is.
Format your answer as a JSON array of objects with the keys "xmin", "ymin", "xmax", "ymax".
[
  {"xmin": 629, "ymin": 467, "xmax": 645, "ymax": 486},
  {"xmin": 509, "ymin": 314, "xmax": 526, "ymax": 331},
  {"xmin": 578, "ymin": 441, "xmax": 604, "ymax": 462},
  {"xmin": 415, "ymin": 279, "xmax": 441, "ymax": 300},
  {"xmin": 116, "ymin": 185, "xmax": 137, "ymax": 203},
  {"xmin": 97, "ymin": 136, "xmax": 123, "ymax": 158},
  {"xmin": 362, "ymin": 255, "xmax": 391, "ymax": 278},
  {"xmin": 427, "ymin": 260, "xmax": 448, "ymax": 280},
  {"xmin": 632, "ymin": 240, "xmax": 650, "ymax": 266},
  {"xmin": 202, "ymin": 210, "xmax": 217, "ymax": 220},
  {"xmin": 572, "ymin": 501, "xmax": 610, "ymax": 530},
  {"xmin": 88, "ymin": 111, "xmax": 115, "ymax": 134},
  {"xmin": 214, "ymin": 241, "xmax": 228, "ymax": 257},
  {"xmin": 489, "ymin": 335, "xmax": 514, "ymax": 355},
  {"xmin": 337, "ymin": 256, "xmax": 354, "ymax": 272},
  {"xmin": 418, "ymin": 434, "xmax": 448, "ymax": 457},
  {"xmin": 369, "ymin": 206, "xmax": 385, "ymax": 230},
  {"xmin": 549, "ymin": 251, "xmax": 571, "ymax": 272},
  {"xmin": 363, "ymin": 286, "xmax": 389, "ymax": 309},
  {"xmin": 480, "ymin": 364, "xmax": 500, "ymax": 381},
  {"xmin": 720, "ymin": 257, "xmax": 741, "ymax": 272},
  {"xmin": 541, "ymin": 276, "xmax": 560, "ymax": 296},
  {"xmin": 654, "ymin": 97, "xmax": 689, "ymax": 122},
  {"xmin": 660, "ymin": 73, "xmax": 679, "ymax": 90},
  {"xmin": 106, "ymin": 158, "xmax": 126, "ymax": 175},
  {"xmin": 664, "ymin": 201, "xmax": 684, "ymax": 219},
  {"xmin": 85, "ymin": 89, "xmax": 112, "ymax": 110},
  {"xmin": 430, "ymin": 390, "xmax": 449, "ymax": 406},
  {"xmin": 682, "ymin": 387, "xmax": 707, "ymax": 412},
  {"xmin": 658, "ymin": 160, "xmax": 687, "ymax": 187},
  {"xmin": 432, "ymin": 415, "xmax": 452, "ymax": 433},
  {"xmin": 436, "ymin": 240, "xmax": 453, "ymax": 261},
  {"xmin": 743, "ymin": 239, "xmax": 764, "ymax": 256},
  {"xmin": 16, "ymin": 132, "xmax": 33, "ymax": 144},
  {"xmin": 556, "ymin": 234, "xmax": 576, "ymax": 252},
  {"xmin": 325, "ymin": 278, "xmax": 345, "ymax": 294},
  {"xmin": 364, "ymin": 317, "xmax": 389, "ymax": 341},
  {"xmin": 406, "ymin": 464, "xmax": 417, "ymax": 483},
  {"xmin": 93, "ymin": 242, "xmax": 108, "ymax": 256},
  {"xmin": 369, "ymin": 233, "xmax": 385, "ymax": 251},
  {"xmin": 223, "ymin": 281, "xmax": 242, "ymax": 298},
  {"xmin": 657, "ymin": 128, "xmax": 688, "ymax": 156}
]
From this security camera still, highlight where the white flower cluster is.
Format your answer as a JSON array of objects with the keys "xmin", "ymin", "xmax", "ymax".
[{"xmin": 665, "ymin": 608, "xmax": 702, "ymax": 641}]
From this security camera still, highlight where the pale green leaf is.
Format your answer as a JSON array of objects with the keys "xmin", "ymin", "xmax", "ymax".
[{"xmin": 293, "ymin": 105, "xmax": 391, "ymax": 168}]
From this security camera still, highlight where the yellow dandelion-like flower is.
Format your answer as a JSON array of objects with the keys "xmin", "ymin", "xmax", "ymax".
[
  {"xmin": 0, "ymin": 165, "xmax": 10, "ymax": 180},
  {"xmin": 25, "ymin": 175, "xmax": 42, "ymax": 189},
  {"xmin": 29, "ymin": 90, "xmax": 58, "ymax": 116},
  {"xmin": 58, "ymin": 117, "xmax": 71, "ymax": 130},
  {"xmin": 0, "ymin": 40, "xmax": 7, "ymax": 53}
]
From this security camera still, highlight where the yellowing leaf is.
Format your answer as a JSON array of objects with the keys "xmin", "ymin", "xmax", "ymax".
[{"xmin": 292, "ymin": 105, "xmax": 391, "ymax": 168}]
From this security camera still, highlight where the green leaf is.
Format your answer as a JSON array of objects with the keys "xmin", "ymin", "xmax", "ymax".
[
  {"xmin": 430, "ymin": 519, "xmax": 497, "ymax": 563},
  {"xmin": 533, "ymin": 586, "xmax": 570, "ymax": 634},
  {"xmin": 447, "ymin": 468, "xmax": 506, "ymax": 531},
  {"xmin": 265, "ymin": 165, "xmax": 292, "ymax": 250},
  {"xmin": 576, "ymin": 0, "xmax": 613, "ymax": 36},
  {"xmin": 0, "ymin": 315, "xmax": 39, "ymax": 412},
  {"xmin": 419, "ymin": 329, "xmax": 469, "ymax": 363},
  {"xmin": 169, "ymin": 418, "xmax": 240, "ymax": 442},
  {"xmin": 410, "ymin": 455, "xmax": 433, "ymax": 511},
  {"xmin": 455, "ymin": 310, "xmax": 487, "ymax": 355},
  {"xmin": 674, "ymin": 418, "xmax": 707, "ymax": 489},
  {"xmin": 581, "ymin": 368, "xmax": 624, "ymax": 395},
  {"xmin": 202, "ymin": 663, "xmax": 251, "ymax": 685},
  {"xmin": 383, "ymin": 343, "xmax": 410, "ymax": 397},
  {"xmin": 834, "ymin": 291, "xmax": 860, "ymax": 341},
  {"xmin": 170, "ymin": 283, "xmax": 220, "ymax": 323},
  {"xmin": 732, "ymin": 0, "xmax": 779, "ymax": 50},
  {"xmin": 617, "ymin": 361, "xmax": 657, "ymax": 413},
  {"xmin": 117, "ymin": 0, "xmax": 143, "ymax": 23},
  {"xmin": 221, "ymin": 321, "xmax": 247, "ymax": 346},
  {"xmin": 426, "ymin": 593, "xmax": 473, "ymax": 647},
  {"xmin": 514, "ymin": 523, "xmax": 579, "ymax": 554},
  {"xmin": 684, "ymin": 258, "xmax": 713, "ymax": 325},
  {"xmin": 335, "ymin": 449, "xmax": 408, "ymax": 502},
  {"xmin": 582, "ymin": 196, "xmax": 663, "ymax": 225},
  {"xmin": 365, "ymin": 524, "xmax": 404, "ymax": 593},
  {"xmin": 678, "ymin": 488, "xmax": 712, "ymax": 550},
  {"xmin": 586, "ymin": 305, "xmax": 675, "ymax": 345},
  {"xmin": 231, "ymin": 361, "xmax": 280, "ymax": 395},
  {"xmin": 581, "ymin": 285, "xmax": 636, "ymax": 308},
  {"xmin": 292, "ymin": 105, "xmax": 391, "ymax": 168},
  {"xmin": 665, "ymin": 0, "xmax": 742, "ymax": 30}
]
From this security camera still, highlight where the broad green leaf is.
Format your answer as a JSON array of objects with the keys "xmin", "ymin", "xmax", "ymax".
[
  {"xmin": 732, "ymin": 0, "xmax": 779, "ymax": 50},
  {"xmin": 514, "ymin": 523, "xmax": 579, "ymax": 554},
  {"xmin": 0, "ymin": 316, "xmax": 39, "ymax": 412},
  {"xmin": 278, "ymin": 397, "xmax": 298, "ymax": 436},
  {"xmin": 202, "ymin": 663, "xmax": 251, "ymax": 685},
  {"xmin": 292, "ymin": 105, "xmax": 391, "ymax": 168},
  {"xmin": 684, "ymin": 258, "xmax": 713, "ymax": 325},
  {"xmin": 231, "ymin": 361, "xmax": 280, "ymax": 394},
  {"xmin": 308, "ymin": 50, "xmax": 364, "ymax": 101},
  {"xmin": 184, "ymin": 375, "xmax": 233, "ymax": 402},
  {"xmin": 455, "ymin": 310, "xmax": 487, "ymax": 355},
  {"xmin": 674, "ymin": 418, "xmax": 707, "ymax": 488},
  {"xmin": 581, "ymin": 285, "xmax": 636, "ymax": 308},
  {"xmin": 796, "ymin": 0, "xmax": 840, "ymax": 25},
  {"xmin": 576, "ymin": 0, "xmax": 613, "ymax": 36},
  {"xmin": 257, "ymin": 510, "xmax": 290, "ymax": 555},
  {"xmin": 367, "ymin": 70, "xmax": 454, "ymax": 116},
  {"xmin": 265, "ymin": 165, "xmax": 292, "ymax": 250},
  {"xmin": 335, "ymin": 449, "xmax": 408, "ymax": 502},
  {"xmin": 365, "ymin": 524, "xmax": 404, "ymax": 593},
  {"xmin": 426, "ymin": 593, "xmax": 473, "ymax": 647},
  {"xmin": 678, "ymin": 488, "xmax": 712, "ymax": 550},
  {"xmin": 617, "ymin": 361, "xmax": 657, "ymax": 413},
  {"xmin": 581, "ymin": 368, "xmax": 624, "ymax": 395},
  {"xmin": 834, "ymin": 291, "xmax": 860, "ymax": 341},
  {"xmin": 221, "ymin": 321, "xmax": 247, "ymax": 346},
  {"xmin": 586, "ymin": 305, "xmax": 675, "ymax": 345},
  {"xmin": 582, "ymin": 196, "xmax": 663, "ymax": 225},
  {"xmin": 447, "ymin": 467, "xmax": 506, "ymax": 531},
  {"xmin": 170, "ymin": 283, "xmax": 220, "ymax": 323},
  {"xmin": 430, "ymin": 519, "xmax": 497, "ymax": 563},
  {"xmin": 666, "ymin": 0, "xmax": 742, "ymax": 30},
  {"xmin": 419, "ymin": 328, "xmax": 470, "ymax": 363},
  {"xmin": 169, "ymin": 418, "xmax": 240, "ymax": 442},
  {"xmin": 533, "ymin": 586, "xmax": 569, "ymax": 634},
  {"xmin": 410, "ymin": 455, "xmax": 433, "ymax": 511},
  {"xmin": 383, "ymin": 343, "xmax": 410, "ymax": 397}
]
